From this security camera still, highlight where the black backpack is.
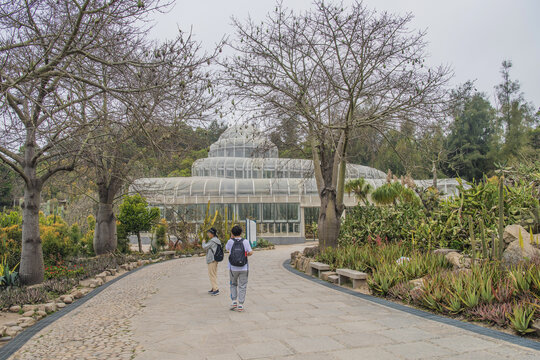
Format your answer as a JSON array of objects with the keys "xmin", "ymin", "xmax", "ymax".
[
  {"xmin": 212, "ymin": 242, "xmax": 224, "ymax": 262},
  {"xmin": 229, "ymin": 238, "xmax": 248, "ymax": 267}
]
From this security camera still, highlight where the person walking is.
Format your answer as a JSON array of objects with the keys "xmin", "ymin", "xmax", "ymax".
[
  {"xmin": 226, "ymin": 225, "xmax": 253, "ymax": 312},
  {"xmin": 202, "ymin": 228, "xmax": 223, "ymax": 296}
]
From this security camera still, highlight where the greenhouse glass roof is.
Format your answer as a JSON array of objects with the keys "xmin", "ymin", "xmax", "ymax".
[{"xmin": 132, "ymin": 124, "xmax": 462, "ymax": 205}]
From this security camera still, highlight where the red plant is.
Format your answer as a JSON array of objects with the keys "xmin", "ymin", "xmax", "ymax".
[
  {"xmin": 468, "ymin": 303, "xmax": 513, "ymax": 327},
  {"xmin": 493, "ymin": 279, "xmax": 516, "ymax": 303}
]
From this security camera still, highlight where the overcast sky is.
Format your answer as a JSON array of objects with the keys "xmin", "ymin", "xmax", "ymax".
[{"xmin": 149, "ymin": 0, "xmax": 540, "ymax": 108}]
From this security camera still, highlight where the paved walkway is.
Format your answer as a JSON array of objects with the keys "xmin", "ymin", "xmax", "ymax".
[{"xmin": 8, "ymin": 245, "xmax": 540, "ymax": 360}]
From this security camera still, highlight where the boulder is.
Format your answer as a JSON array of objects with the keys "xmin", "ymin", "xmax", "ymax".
[
  {"xmin": 303, "ymin": 246, "xmax": 319, "ymax": 258},
  {"xmin": 302, "ymin": 258, "xmax": 312, "ymax": 273},
  {"xmin": 0, "ymin": 326, "xmax": 7, "ymax": 336},
  {"xmin": 445, "ymin": 252, "xmax": 472, "ymax": 269},
  {"xmin": 9, "ymin": 305, "xmax": 21, "ymax": 313},
  {"xmin": 409, "ymin": 278, "xmax": 425, "ymax": 290},
  {"xmin": 21, "ymin": 304, "xmax": 36, "ymax": 312},
  {"xmin": 22, "ymin": 310, "xmax": 34, "ymax": 317},
  {"xmin": 36, "ymin": 310, "xmax": 47, "ymax": 317},
  {"xmin": 502, "ymin": 239, "xmax": 540, "ymax": 267},
  {"xmin": 5, "ymin": 326, "xmax": 23, "ymax": 337},
  {"xmin": 72, "ymin": 290, "xmax": 84, "ymax": 299},
  {"xmin": 17, "ymin": 317, "xmax": 33, "ymax": 324},
  {"xmin": 532, "ymin": 320, "xmax": 540, "ymax": 337},
  {"xmin": 20, "ymin": 319, "xmax": 35, "ymax": 328},
  {"xmin": 95, "ymin": 272, "xmax": 108, "ymax": 281},
  {"xmin": 433, "ymin": 248, "xmax": 460, "ymax": 256},
  {"xmin": 63, "ymin": 296, "xmax": 73, "ymax": 304},
  {"xmin": 320, "ymin": 271, "xmax": 337, "ymax": 282},
  {"xmin": 503, "ymin": 225, "xmax": 530, "ymax": 245},
  {"xmin": 44, "ymin": 303, "xmax": 57, "ymax": 313},
  {"xmin": 56, "ymin": 302, "xmax": 66, "ymax": 309}
]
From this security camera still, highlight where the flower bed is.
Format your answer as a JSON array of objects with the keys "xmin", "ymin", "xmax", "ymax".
[{"xmin": 311, "ymin": 243, "xmax": 540, "ymax": 337}]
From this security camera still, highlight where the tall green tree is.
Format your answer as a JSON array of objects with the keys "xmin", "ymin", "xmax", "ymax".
[
  {"xmin": 496, "ymin": 60, "xmax": 537, "ymax": 159},
  {"xmin": 117, "ymin": 194, "xmax": 160, "ymax": 253},
  {"xmin": 445, "ymin": 91, "xmax": 496, "ymax": 181}
]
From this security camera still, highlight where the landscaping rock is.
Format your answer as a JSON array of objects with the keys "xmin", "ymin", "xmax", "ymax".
[
  {"xmin": 96, "ymin": 272, "xmax": 108, "ymax": 281},
  {"xmin": 303, "ymin": 246, "xmax": 319, "ymax": 258},
  {"xmin": 20, "ymin": 319, "xmax": 35, "ymax": 328},
  {"xmin": 409, "ymin": 277, "xmax": 425, "ymax": 290},
  {"xmin": 445, "ymin": 252, "xmax": 471, "ymax": 269},
  {"xmin": 64, "ymin": 295, "xmax": 73, "ymax": 304},
  {"xmin": 22, "ymin": 305, "xmax": 36, "ymax": 312},
  {"xmin": 0, "ymin": 326, "xmax": 7, "ymax": 336},
  {"xmin": 5, "ymin": 326, "xmax": 22, "ymax": 337},
  {"xmin": 0, "ymin": 336, "xmax": 11, "ymax": 342},
  {"xmin": 9, "ymin": 305, "xmax": 21, "ymax": 313},
  {"xmin": 502, "ymin": 239, "xmax": 540, "ymax": 266},
  {"xmin": 72, "ymin": 290, "xmax": 84, "ymax": 299},
  {"xmin": 532, "ymin": 320, "xmax": 540, "ymax": 337},
  {"xmin": 503, "ymin": 224, "xmax": 530, "ymax": 245},
  {"xmin": 36, "ymin": 310, "xmax": 47, "ymax": 317},
  {"xmin": 22, "ymin": 310, "xmax": 34, "ymax": 317},
  {"xmin": 327, "ymin": 274, "xmax": 339, "ymax": 284},
  {"xmin": 44, "ymin": 303, "xmax": 57, "ymax": 313},
  {"xmin": 17, "ymin": 317, "xmax": 33, "ymax": 323},
  {"xmin": 433, "ymin": 248, "xmax": 459, "ymax": 256},
  {"xmin": 79, "ymin": 279, "xmax": 94, "ymax": 287},
  {"xmin": 4, "ymin": 322, "xmax": 17, "ymax": 327},
  {"xmin": 320, "ymin": 271, "xmax": 337, "ymax": 281},
  {"xmin": 56, "ymin": 302, "xmax": 66, "ymax": 309}
]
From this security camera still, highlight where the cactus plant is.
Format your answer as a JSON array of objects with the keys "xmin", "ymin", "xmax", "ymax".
[
  {"xmin": 498, "ymin": 176, "xmax": 505, "ymax": 260},
  {"xmin": 479, "ymin": 218, "xmax": 488, "ymax": 259},
  {"xmin": 468, "ymin": 215, "xmax": 476, "ymax": 264}
]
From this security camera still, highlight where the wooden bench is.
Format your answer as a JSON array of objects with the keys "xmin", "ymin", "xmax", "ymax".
[
  {"xmin": 336, "ymin": 268, "xmax": 368, "ymax": 289},
  {"xmin": 309, "ymin": 262, "xmax": 331, "ymax": 278}
]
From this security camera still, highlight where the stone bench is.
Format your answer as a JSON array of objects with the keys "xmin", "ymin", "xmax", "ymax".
[
  {"xmin": 336, "ymin": 268, "xmax": 368, "ymax": 289},
  {"xmin": 309, "ymin": 262, "xmax": 331, "ymax": 278}
]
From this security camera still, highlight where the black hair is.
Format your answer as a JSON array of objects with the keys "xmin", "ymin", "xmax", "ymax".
[
  {"xmin": 207, "ymin": 228, "xmax": 217, "ymax": 236},
  {"xmin": 231, "ymin": 225, "xmax": 242, "ymax": 237}
]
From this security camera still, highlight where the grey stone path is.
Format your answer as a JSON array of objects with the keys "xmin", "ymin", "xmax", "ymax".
[{"xmin": 7, "ymin": 244, "xmax": 540, "ymax": 359}]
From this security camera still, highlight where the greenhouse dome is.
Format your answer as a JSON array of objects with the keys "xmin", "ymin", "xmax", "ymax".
[{"xmin": 132, "ymin": 125, "xmax": 461, "ymax": 244}]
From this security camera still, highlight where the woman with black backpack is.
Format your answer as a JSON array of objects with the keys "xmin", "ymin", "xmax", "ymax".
[{"xmin": 202, "ymin": 227, "xmax": 224, "ymax": 296}]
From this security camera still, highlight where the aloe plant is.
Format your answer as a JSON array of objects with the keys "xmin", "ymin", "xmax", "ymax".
[
  {"xmin": 507, "ymin": 302, "xmax": 536, "ymax": 335},
  {"xmin": 0, "ymin": 254, "xmax": 19, "ymax": 287}
]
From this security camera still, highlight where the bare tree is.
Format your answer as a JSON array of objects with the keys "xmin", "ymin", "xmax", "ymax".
[
  {"xmin": 80, "ymin": 33, "xmax": 222, "ymax": 255},
  {"xmin": 224, "ymin": 1, "xmax": 451, "ymax": 247},
  {"xmin": 0, "ymin": 0, "xmax": 170, "ymax": 284}
]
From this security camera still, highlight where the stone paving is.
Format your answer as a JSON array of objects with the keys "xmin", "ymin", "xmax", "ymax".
[{"xmin": 8, "ymin": 244, "xmax": 540, "ymax": 359}]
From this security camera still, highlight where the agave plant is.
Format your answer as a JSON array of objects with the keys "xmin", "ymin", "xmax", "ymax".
[
  {"xmin": 507, "ymin": 302, "xmax": 536, "ymax": 335},
  {"xmin": 0, "ymin": 254, "xmax": 19, "ymax": 288}
]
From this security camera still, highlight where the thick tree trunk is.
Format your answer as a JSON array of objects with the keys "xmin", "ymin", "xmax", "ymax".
[
  {"xmin": 20, "ymin": 182, "xmax": 44, "ymax": 285},
  {"xmin": 94, "ymin": 180, "xmax": 122, "ymax": 255},
  {"xmin": 137, "ymin": 232, "xmax": 142, "ymax": 253},
  {"xmin": 318, "ymin": 188, "xmax": 340, "ymax": 248},
  {"xmin": 94, "ymin": 202, "xmax": 117, "ymax": 254}
]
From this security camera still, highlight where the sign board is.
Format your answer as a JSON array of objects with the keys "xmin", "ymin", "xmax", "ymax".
[{"xmin": 246, "ymin": 219, "xmax": 257, "ymax": 248}]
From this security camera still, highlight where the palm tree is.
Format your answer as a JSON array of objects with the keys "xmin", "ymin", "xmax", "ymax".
[{"xmin": 344, "ymin": 178, "xmax": 373, "ymax": 205}]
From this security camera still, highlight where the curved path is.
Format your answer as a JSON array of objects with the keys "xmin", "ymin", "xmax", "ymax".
[{"xmin": 6, "ymin": 245, "xmax": 540, "ymax": 360}]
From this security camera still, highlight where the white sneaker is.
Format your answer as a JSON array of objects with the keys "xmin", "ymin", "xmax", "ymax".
[
  {"xmin": 230, "ymin": 301, "xmax": 237, "ymax": 310},
  {"xmin": 237, "ymin": 303, "xmax": 244, "ymax": 312}
]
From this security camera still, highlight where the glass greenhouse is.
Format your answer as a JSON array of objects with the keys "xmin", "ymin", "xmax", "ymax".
[{"xmin": 132, "ymin": 125, "xmax": 461, "ymax": 244}]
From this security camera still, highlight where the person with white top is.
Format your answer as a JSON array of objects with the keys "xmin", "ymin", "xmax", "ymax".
[{"xmin": 225, "ymin": 225, "xmax": 253, "ymax": 312}]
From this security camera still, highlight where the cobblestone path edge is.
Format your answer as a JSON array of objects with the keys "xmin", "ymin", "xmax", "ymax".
[
  {"xmin": 282, "ymin": 259, "xmax": 540, "ymax": 352},
  {"xmin": 0, "ymin": 262, "xmax": 157, "ymax": 360}
]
